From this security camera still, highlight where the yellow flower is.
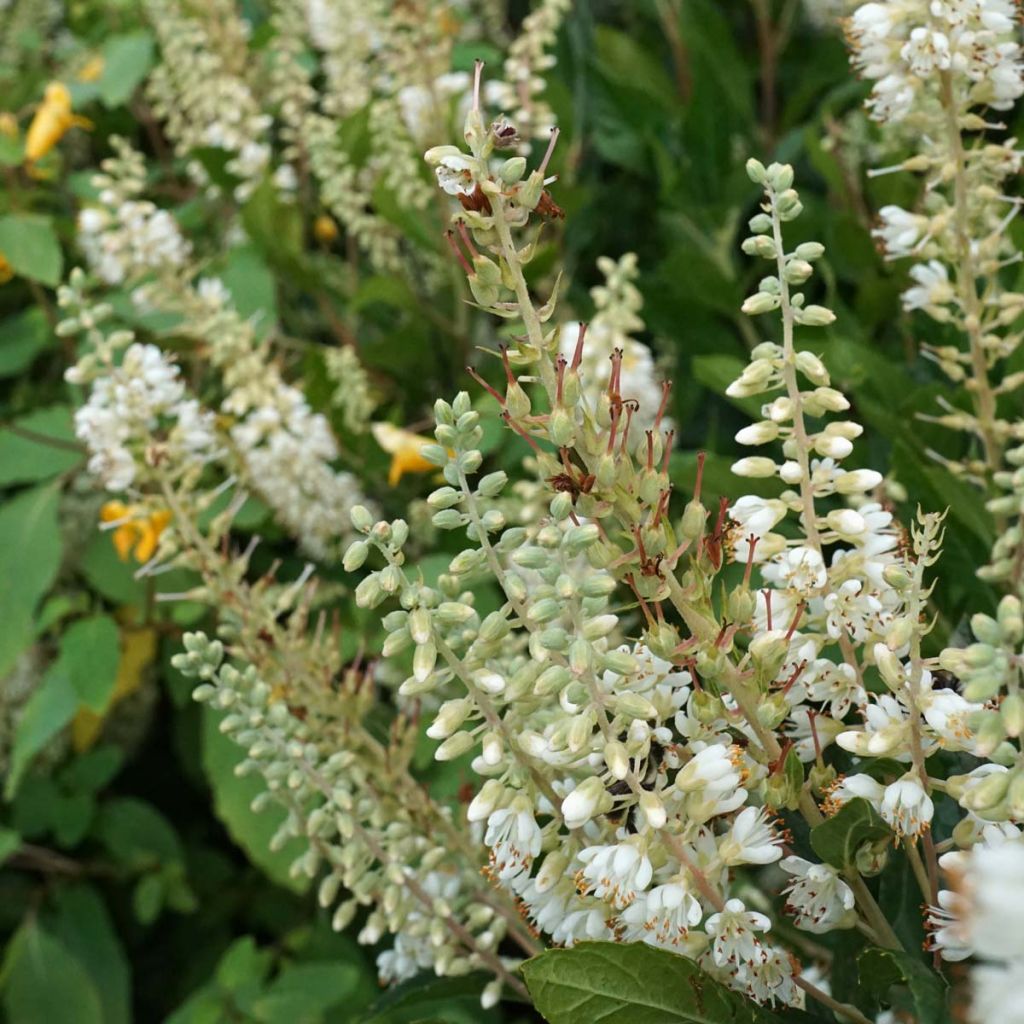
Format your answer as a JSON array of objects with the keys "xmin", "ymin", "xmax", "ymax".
[
  {"xmin": 77, "ymin": 55, "xmax": 105, "ymax": 83},
  {"xmin": 371, "ymin": 422, "xmax": 439, "ymax": 486},
  {"xmin": 313, "ymin": 213, "xmax": 339, "ymax": 244},
  {"xmin": 100, "ymin": 501, "xmax": 172, "ymax": 563},
  {"xmin": 72, "ymin": 625, "xmax": 157, "ymax": 752},
  {"xmin": 25, "ymin": 82, "xmax": 92, "ymax": 163}
]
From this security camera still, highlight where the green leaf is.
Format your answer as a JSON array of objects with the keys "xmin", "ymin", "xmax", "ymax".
[
  {"xmin": 361, "ymin": 971, "xmax": 497, "ymax": 1024},
  {"xmin": 5, "ymin": 666, "xmax": 77, "ymax": 799},
  {"xmin": 98, "ymin": 32, "xmax": 155, "ymax": 107},
  {"xmin": 200, "ymin": 706, "xmax": 309, "ymax": 893},
  {"xmin": 0, "ymin": 214, "xmax": 63, "ymax": 286},
  {"xmin": 132, "ymin": 872, "xmax": 165, "ymax": 924},
  {"xmin": 220, "ymin": 244, "xmax": 277, "ymax": 324},
  {"xmin": 45, "ymin": 884, "xmax": 132, "ymax": 1024},
  {"xmin": 94, "ymin": 796, "xmax": 184, "ymax": 869},
  {"xmin": 252, "ymin": 962, "xmax": 361, "ymax": 1021},
  {"xmin": 0, "ymin": 482, "xmax": 63, "ymax": 680},
  {"xmin": 57, "ymin": 614, "xmax": 121, "ymax": 713},
  {"xmin": 809, "ymin": 798, "xmax": 891, "ymax": 870},
  {"xmin": 0, "ymin": 308, "xmax": 52, "ymax": 378},
  {"xmin": 78, "ymin": 529, "xmax": 146, "ymax": 606},
  {"xmin": 522, "ymin": 941, "xmax": 790, "ymax": 1023},
  {"xmin": 0, "ymin": 920, "xmax": 104, "ymax": 1024},
  {"xmin": 0, "ymin": 826, "xmax": 20, "ymax": 864},
  {"xmin": 858, "ymin": 948, "xmax": 951, "ymax": 1023},
  {"xmin": 0, "ymin": 406, "xmax": 82, "ymax": 486}
]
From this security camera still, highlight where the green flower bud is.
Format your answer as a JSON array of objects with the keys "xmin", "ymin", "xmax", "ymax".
[
  {"xmin": 745, "ymin": 158, "xmax": 767, "ymax": 184},
  {"xmin": 342, "ymin": 540, "xmax": 369, "ymax": 572},
  {"xmin": 500, "ymin": 156, "xmax": 527, "ymax": 184},
  {"xmin": 350, "ymin": 505, "xmax": 375, "ymax": 533},
  {"xmin": 549, "ymin": 406, "xmax": 576, "ymax": 446},
  {"xmin": 477, "ymin": 471, "xmax": 507, "ymax": 497}
]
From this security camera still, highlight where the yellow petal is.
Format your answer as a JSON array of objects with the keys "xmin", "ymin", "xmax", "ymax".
[
  {"xmin": 77, "ymin": 56, "xmax": 104, "ymax": 83},
  {"xmin": 112, "ymin": 523, "xmax": 138, "ymax": 562}
]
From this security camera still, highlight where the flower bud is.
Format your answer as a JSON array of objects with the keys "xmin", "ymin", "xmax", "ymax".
[
  {"xmin": 604, "ymin": 740, "xmax": 630, "ymax": 780},
  {"xmin": 746, "ymin": 158, "xmax": 767, "ymax": 184},
  {"xmin": 561, "ymin": 777, "xmax": 608, "ymax": 828},
  {"xmin": 731, "ymin": 456, "xmax": 777, "ymax": 478},
  {"xmin": 436, "ymin": 731, "xmax": 476, "ymax": 761},
  {"xmin": 500, "ymin": 156, "xmax": 526, "ymax": 184},
  {"xmin": 342, "ymin": 540, "xmax": 369, "ymax": 572}
]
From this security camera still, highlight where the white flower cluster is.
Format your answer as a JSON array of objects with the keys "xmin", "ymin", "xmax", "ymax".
[
  {"xmin": 165, "ymin": 278, "xmax": 372, "ymax": 562},
  {"xmin": 349, "ymin": 409, "xmax": 807, "ymax": 1004},
  {"xmin": 71, "ymin": 341, "xmax": 217, "ymax": 492},
  {"xmin": 925, "ymin": 825, "xmax": 1024, "ymax": 1021},
  {"xmin": 732, "ymin": 161, "xmax": 979, "ymax": 851},
  {"xmin": 849, "ymin": 0, "xmax": 1023, "ymax": 122},
  {"xmin": 144, "ymin": 0, "xmax": 271, "ymax": 201},
  {"xmin": 491, "ymin": 0, "xmax": 571, "ymax": 142},
  {"xmin": 558, "ymin": 253, "xmax": 670, "ymax": 435},
  {"xmin": 76, "ymin": 137, "xmax": 190, "ymax": 287},
  {"xmin": 847, "ymin": 0, "xmax": 1024, "ymax": 494}
]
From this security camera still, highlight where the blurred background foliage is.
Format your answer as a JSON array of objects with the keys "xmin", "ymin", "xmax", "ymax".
[{"xmin": 0, "ymin": 0, "xmax": 1016, "ymax": 1020}]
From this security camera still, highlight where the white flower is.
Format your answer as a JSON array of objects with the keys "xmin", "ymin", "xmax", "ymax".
[
  {"xmin": 705, "ymin": 898, "xmax": 771, "ymax": 968},
  {"xmin": 873, "ymin": 205, "xmax": 928, "ymax": 258},
  {"xmin": 484, "ymin": 800, "xmax": 542, "ymax": 883},
  {"xmin": 971, "ymin": 961, "xmax": 1024, "ymax": 1024},
  {"xmin": 781, "ymin": 856, "xmax": 857, "ymax": 933},
  {"xmin": 718, "ymin": 807, "xmax": 783, "ymax": 866},
  {"xmin": 618, "ymin": 880, "xmax": 703, "ymax": 949},
  {"xmin": 578, "ymin": 841, "xmax": 653, "ymax": 909},
  {"xmin": 881, "ymin": 773, "xmax": 934, "ymax": 836},
  {"xmin": 902, "ymin": 260, "xmax": 954, "ymax": 312}
]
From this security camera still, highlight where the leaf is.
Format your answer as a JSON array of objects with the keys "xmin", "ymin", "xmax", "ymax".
[
  {"xmin": 220, "ymin": 244, "xmax": 277, "ymax": 324},
  {"xmin": 522, "ymin": 941, "xmax": 790, "ymax": 1024},
  {"xmin": 0, "ymin": 920, "xmax": 104, "ymax": 1024},
  {"xmin": 361, "ymin": 971, "xmax": 497, "ymax": 1024},
  {"xmin": 78, "ymin": 529, "xmax": 146, "ymax": 606},
  {"xmin": 98, "ymin": 32, "xmax": 155, "ymax": 107},
  {"xmin": 0, "ymin": 483, "xmax": 63, "ymax": 679},
  {"xmin": 94, "ymin": 796, "xmax": 184, "ymax": 869},
  {"xmin": 252, "ymin": 962, "xmax": 361, "ymax": 1021},
  {"xmin": 0, "ymin": 308, "xmax": 52, "ymax": 378},
  {"xmin": 0, "ymin": 214, "xmax": 63, "ymax": 286},
  {"xmin": 809, "ymin": 798, "xmax": 891, "ymax": 870},
  {"xmin": 4, "ymin": 665, "xmax": 77, "ymax": 798},
  {"xmin": 858, "ymin": 948, "xmax": 951, "ymax": 1023},
  {"xmin": 45, "ymin": 884, "xmax": 132, "ymax": 1024},
  {"xmin": 200, "ymin": 706, "xmax": 308, "ymax": 893},
  {"xmin": 59, "ymin": 614, "xmax": 121, "ymax": 713},
  {"xmin": 0, "ymin": 406, "xmax": 82, "ymax": 486},
  {"xmin": 592, "ymin": 27, "xmax": 675, "ymax": 111},
  {"xmin": 0, "ymin": 826, "xmax": 20, "ymax": 864}
]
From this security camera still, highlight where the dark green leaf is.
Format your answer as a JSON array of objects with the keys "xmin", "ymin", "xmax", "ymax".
[
  {"xmin": 858, "ymin": 948, "xmax": 951, "ymax": 1023},
  {"xmin": 0, "ymin": 920, "xmax": 103, "ymax": 1024},
  {"xmin": 809, "ymin": 798, "xmax": 891, "ymax": 870},
  {"xmin": 522, "ymin": 941, "xmax": 790, "ymax": 1023},
  {"xmin": 0, "ymin": 308, "xmax": 52, "ymax": 378},
  {"xmin": 5, "ymin": 666, "xmax": 77, "ymax": 798},
  {"xmin": 200, "ymin": 706, "xmax": 308, "ymax": 893},
  {"xmin": 45, "ymin": 884, "xmax": 132, "ymax": 1024},
  {"xmin": 0, "ymin": 214, "xmax": 63, "ymax": 286},
  {"xmin": 0, "ymin": 406, "xmax": 81, "ymax": 485},
  {"xmin": 0, "ymin": 482, "xmax": 62, "ymax": 679},
  {"xmin": 59, "ymin": 614, "xmax": 121, "ymax": 713},
  {"xmin": 98, "ymin": 31, "xmax": 155, "ymax": 106}
]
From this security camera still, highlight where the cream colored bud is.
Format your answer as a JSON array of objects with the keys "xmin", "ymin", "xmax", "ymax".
[
  {"xmin": 735, "ymin": 421, "xmax": 779, "ymax": 445},
  {"xmin": 604, "ymin": 740, "xmax": 630, "ymax": 780},
  {"xmin": 732, "ymin": 456, "xmax": 777, "ymax": 478}
]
